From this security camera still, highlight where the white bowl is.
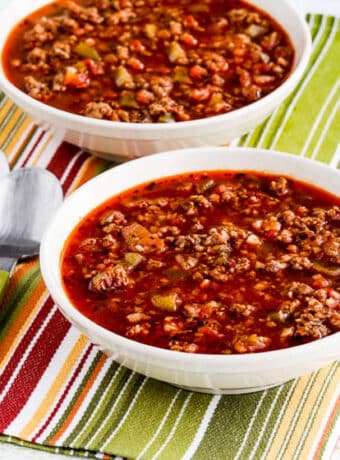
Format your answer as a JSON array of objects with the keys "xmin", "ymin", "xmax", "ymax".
[
  {"xmin": 0, "ymin": 0, "xmax": 311, "ymax": 161},
  {"xmin": 40, "ymin": 146, "xmax": 340, "ymax": 394}
]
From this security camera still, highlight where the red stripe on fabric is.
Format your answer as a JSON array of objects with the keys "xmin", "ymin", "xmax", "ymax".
[
  {"xmin": 0, "ymin": 297, "xmax": 55, "ymax": 388},
  {"xmin": 32, "ymin": 343, "xmax": 94, "ymax": 442},
  {"xmin": 46, "ymin": 142, "xmax": 88, "ymax": 187},
  {"xmin": 21, "ymin": 130, "xmax": 46, "ymax": 167},
  {"xmin": 0, "ymin": 306, "xmax": 71, "ymax": 431},
  {"xmin": 62, "ymin": 150, "xmax": 90, "ymax": 194}
]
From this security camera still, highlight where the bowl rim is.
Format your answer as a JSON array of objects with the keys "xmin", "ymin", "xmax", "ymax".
[
  {"xmin": 0, "ymin": 0, "xmax": 312, "ymax": 136},
  {"xmin": 40, "ymin": 146, "xmax": 340, "ymax": 370}
]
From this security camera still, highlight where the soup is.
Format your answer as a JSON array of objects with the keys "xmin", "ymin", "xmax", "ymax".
[
  {"xmin": 3, "ymin": 0, "xmax": 294, "ymax": 123},
  {"xmin": 61, "ymin": 171, "xmax": 340, "ymax": 354}
]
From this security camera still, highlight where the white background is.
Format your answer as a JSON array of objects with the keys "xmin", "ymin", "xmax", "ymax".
[{"xmin": 0, "ymin": 0, "xmax": 338, "ymax": 459}]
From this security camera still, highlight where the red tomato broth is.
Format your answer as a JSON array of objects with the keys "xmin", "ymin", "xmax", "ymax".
[
  {"xmin": 61, "ymin": 171, "xmax": 340, "ymax": 354},
  {"xmin": 3, "ymin": 0, "xmax": 294, "ymax": 123}
]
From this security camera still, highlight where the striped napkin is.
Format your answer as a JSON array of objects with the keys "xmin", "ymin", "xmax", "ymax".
[{"xmin": 0, "ymin": 13, "xmax": 339, "ymax": 460}]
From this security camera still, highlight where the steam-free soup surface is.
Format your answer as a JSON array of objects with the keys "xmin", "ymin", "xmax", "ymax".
[
  {"xmin": 61, "ymin": 171, "xmax": 340, "ymax": 354},
  {"xmin": 3, "ymin": 0, "xmax": 294, "ymax": 123}
]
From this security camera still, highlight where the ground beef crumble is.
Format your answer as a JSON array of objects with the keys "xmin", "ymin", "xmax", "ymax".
[
  {"xmin": 62, "ymin": 171, "xmax": 340, "ymax": 354},
  {"xmin": 4, "ymin": 0, "xmax": 294, "ymax": 123}
]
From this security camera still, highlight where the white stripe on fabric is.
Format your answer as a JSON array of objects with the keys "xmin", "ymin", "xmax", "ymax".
[
  {"xmin": 59, "ymin": 149, "xmax": 84, "ymax": 185},
  {"xmin": 64, "ymin": 154, "xmax": 93, "ymax": 195},
  {"xmin": 34, "ymin": 342, "xmax": 99, "ymax": 443},
  {"xmin": 6, "ymin": 327, "xmax": 82, "ymax": 436},
  {"xmin": 311, "ymin": 98, "xmax": 340, "ymax": 160},
  {"xmin": 300, "ymin": 79, "xmax": 340, "ymax": 157},
  {"xmin": 181, "ymin": 395, "xmax": 221, "ymax": 460},
  {"xmin": 151, "ymin": 393, "xmax": 193, "ymax": 460},
  {"xmin": 31, "ymin": 130, "xmax": 65, "ymax": 169},
  {"xmin": 329, "ymin": 143, "xmax": 340, "ymax": 169},
  {"xmin": 136, "ymin": 389, "xmax": 183, "ymax": 460},
  {"xmin": 248, "ymin": 385, "xmax": 285, "ymax": 460},
  {"xmin": 269, "ymin": 16, "xmax": 339, "ymax": 150},
  {"xmin": 277, "ymin": 371, "xmax": 319, "ymax": 460},
  {"xmin": 23, "ymin": 130, "xmax": 55, "ymax": 167},
  {"xmin": 292, "ymin": 364, "xmax": 339, "ymax": 460},
  {"xmin": 233, "ymin": 390, "xmax": 268, "ymax": 460},
  {"xmin": 71, "ymin": 363, "xmax": 125, "ymax": 446},
  {"xmin": 57, "ymin": 356, "xmax": 114, "ymax": 445},
  {"xmin": 0, "ymin": 305, "xmax": 57, "ymax": 402},
  {"xmin": 259, "ymin": 380, "xmax": 299, "ymax": 460},
  {"xmin": 100, "ymin": 376, "xmax": 149, "ymax": 452}
]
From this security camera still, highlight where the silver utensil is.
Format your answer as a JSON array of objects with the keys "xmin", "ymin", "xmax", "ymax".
[{"xmin": 0, "ymin": 167, "xmax": 63, "ymax": 303}]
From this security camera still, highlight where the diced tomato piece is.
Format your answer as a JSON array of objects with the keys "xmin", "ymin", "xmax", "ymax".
[
  {"xmin": 181, "ymin": 33, "xmax": 198, "ymax": 47},
  {"xmin": 127, "ymin": 57, "xmax": 145, "ymax": 71},
  {"xmin": 64, "ymin": 67, "xmax": 89, "ymax": 88},
  {"xmin": 84, "ymin": 59, "xmax": 105, "ymax": 75},
  {"xmin": 189, "ymin": 65, "xmax": 208, "ymax": 80}
]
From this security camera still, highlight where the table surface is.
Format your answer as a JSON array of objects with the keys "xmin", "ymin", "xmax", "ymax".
[{"xmin": 0, "ymin": 0, "xmax": 339, "ymax": 459}]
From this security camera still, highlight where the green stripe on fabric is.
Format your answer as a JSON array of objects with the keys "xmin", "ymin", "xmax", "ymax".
[
  {"xmin": 72, "ymin": 368, "xmax": 144, "ymax": 448},
  {"xmin": 9, "ymin": 125, "xmax": 40, "ymax": 168},
  {"xmin": 313, "ymin": 99, "xmax": 340, "ymax": 164},
  {"xmin": 43, "ymin": 350, "xmax": 103, "ymax": 444},
  {"xmin": 63, "ymin": 361, "xmax": 123, "ymax": 445},
  {"xmin": 263, "ymin": 15, "xmax": 335, "ymax": 152},
  {"xmin": 252, "ymin": 380, "xmax": 300, "ymax": 460},
  {"xmin": 193, "ymin": 380, "xmax": 296, "ymax": 460},
  {"xmin": 103, "ymin": 380, "xmax": 212, "ymax": 460},
  {"xmin": 85, "ymin": 372, "xmax": 146, "ymax": 450},
  {"xmin": 274, "ymin": 17, "xmax": 340, "ymax": 156},
  {"xmin": 1, "ymin": 112, "xmax": 27, "ymax": 151},
  {"xmin": 0, "ymin": 262, "xmax": 41, "ymax": 335},
  {"xmin": 103, "ymin": 381, "xmax": 188, "ymax": 459}
]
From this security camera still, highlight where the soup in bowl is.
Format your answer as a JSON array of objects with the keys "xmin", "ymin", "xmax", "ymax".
[
  {"xmin": 40, "ymin": 147, "xmax": 340, "ymax": 394},
  {"xmin": 0, "ymin": 0, "xmax": 311, "ymax": 160}
]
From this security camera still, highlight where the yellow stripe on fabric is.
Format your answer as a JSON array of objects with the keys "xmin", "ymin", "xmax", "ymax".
[
  {"xmin": 31, "ymin": 132, "xmax": 55, "ymax": 166},
  {"xmin": 298, "ymin": 364, "xmax": 339, "ymax": 460},
  {"xmin": 0, "ymin": 108, "xmax": 23, "ymax": 145},
  {"xmin": 6, "ymin": 122, "xmax": 35, "ymax": 166},
  {"xmin": 19, "ymin": 335, "xmax": 88, "ymax": 439},
  {"xmin": 280, "ymin": 366, "xmax": 337, "ymax": 460},
  {"xmin": 266, "ymin": 373, "xmax": 316, "ymax": 459},
  {"xmin": 2, "ymin": 114, "xmax": 27, "ymax": 151},
  {"xmin": 67, "ymin": 155, "xmax": 103, "ymax": 193},
  {"xmin": 0, "ymin": 99, "xmax": 15, "ymax": 124}
]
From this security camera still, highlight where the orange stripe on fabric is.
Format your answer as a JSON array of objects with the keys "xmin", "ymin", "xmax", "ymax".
[
  {"xmin": 19, "ymin": 335, "xmax": 88, "ymax": 439},
  {"xmin": 68, "ymin": 155, "xmax": 104, "ymax": 193},
  {"xmin": 0, "ymin": 265, "xmax": 46, "ymax": 370},
  {"xmin": 49, "ymin": 353, "xmax": 107, "ymax": 445},
  {"xmin": 313, "ymin": 392, "xmax": 340, "ymax": 459}
]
